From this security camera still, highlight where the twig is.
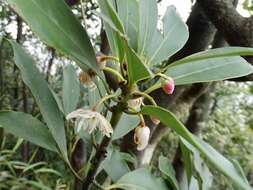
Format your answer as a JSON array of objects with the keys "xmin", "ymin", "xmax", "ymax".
[{"xmin": 81, "ymin": 105, "xmax": 123, "ymax": 190}]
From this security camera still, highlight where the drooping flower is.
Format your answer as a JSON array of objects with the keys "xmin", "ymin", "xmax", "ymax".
[
  {"xmin": 134, "ymin": 125, "xmax": 150, "ymax": 151},
  {"xmin": 66, "ymin": 109, "xmax": 113, "ymax": 137},
  {"xmin": 161, "ymin": 78, "xmax": 175, "ymax": 95},
  {"xmin": 127, "ymin": 97, "xmax": 143, "ymax": 110}
]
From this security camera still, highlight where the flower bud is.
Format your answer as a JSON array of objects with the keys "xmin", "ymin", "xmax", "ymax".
[
  {"xmin": 127, "ymin": 97, "xmax": 143, "ymax": 110},
  {"xmin": 161, "ymin": 78, "xmax": 175, "ymax": 95},
  {"xmin": 79, "ymin": 71, "xmax": 94, "ymax": 87},
  {"xmin": 96, "ymin": 55, "xmax": 106, "ymax": 70},
  {"xmin": 134, "ymin": 125, "xmax": 150, "ymax": 151},
  {"xmin": 151, "ymin": 116, "xmax": 160, "ymax": 125}
]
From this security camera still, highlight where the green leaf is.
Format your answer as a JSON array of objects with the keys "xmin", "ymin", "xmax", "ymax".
[
  {"xmin": 115, "ymin": 0, "xmax": 139, "ymax": 50},
  {"xmin": 62, "ymin": 64, "xmax": 80, "ymax": 115},
  {"xmin": 7, "ymin": 0, "xmax": 99, "ymax": 73},
  {"xmin": 99, "ymin": 0, "xmax": 124, "ymax": 33},
  {"xmin": 97, "ymin": 0, "xmax": 152, "ymax": 84},
  {"xmin": 180, "ymin": 140, "xmax": 193, "ymax": 185},
  {"xmin": 23, "ymin": 162, "xmax": 47, "ymax": 173},
  {"xmin": 137, "ymin": 0, "xmax": 158, "ymax": 57},
  {"xmin": 34, "ymin": 168, "xmax": 62, "ymax": 177},
  {"xmin": 181, "ymin": 138, "xmax": 213, "ymax": 190},
  {"xmin": 180, "ymin": 175, "xmax": 199, "ymax": 190},
  {"xmin": 166, "ymin": 56, "xmax": 253, "ymax": 85},
  {"xmin": 9, "ymin": 41, "xmax": 67, "ymax": 159},
  {"xmin": 0, "ymin": 111, "xmax": 58, "ymax": 152},
  {"xmin": 159, "ymin": 156, "xmax": 179, "ymax": 190},
  {"xmin": 116, "ymin": 168, "xmax": 168, "ymax": 190},
  {"xmin": 97, "ymin": 0, "xmax": 125, "ymax": 62},
  {"xmin": 231, "ymin": 159, "xmax": 249, "ymax": 184},
  {"xmin": 112, "ymin": 113, "xmax": 139, "ymax": 140},
  {"xmin": 141, "ymin": 105, "xmax": 253, "ymax": 190},
  {"xmin": 170, "ymin": 47, "xmax": 253, "ymax": 66},
  {"xmin": 102, "ymin": 149, "xmax": 130, "ymax": 182},
  {"xmin": 25, "ymin": 181, "xmax": 52, "ymax": 190},
  {"xmin": 125, "ymin": 42, "xmax": 153, "ymax": 84},
  {"xmin": 147, "ymin": 6, "xmax": 189, "ymax": 65},
  {"xmin": 50, "ymin": 88, "xmax": 64, "ymax": 114}
]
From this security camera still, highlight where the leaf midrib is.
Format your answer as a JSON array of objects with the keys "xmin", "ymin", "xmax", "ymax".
[
  {"xmin": 149, "ymin": 22, "xmax": 179, "ymax": 63},
  {"xmin": 171, "ymin": 59, "xmax": 248, "ymax": 80}
]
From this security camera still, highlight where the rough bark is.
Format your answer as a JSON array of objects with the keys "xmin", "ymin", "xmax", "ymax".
[
  {"xmin": 198, "ymin": 0, "xmax": 253, "ymax": 80},
  {"xmin": 12, "ymin": 16, "xmax": 23, "ymax": 110},
  {"xmin": 72, "ymin": 139, "xmax": 86, "ymax": 190}
]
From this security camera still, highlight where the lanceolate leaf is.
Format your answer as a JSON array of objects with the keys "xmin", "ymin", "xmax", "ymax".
[
  {"xmin": 159, "ymin": 156, "xmax": 180, "ymax": 190},
  {"xmin": 9, "ymin": 41, "xmax": 67, "ymax": 159},
  {"xmin": 102, "ymin": 149, "xmax": 130, "ymax": 182},
  {"xmin": 62, "ymin": 64, "xmax": 80, "ymax": 115},
  {"xmin": 180, "ymin": 140, "xmax": 194, "ymax": 185},
  {"xmin": 138, "ymin": 0, "xmax": 158, "ymax": 57},
  {"xmin": 166, "ymin": 56, "xmax": 253, "ymax": 85},
  {"xmin": 116, "ymin": 168, "xmax": 168, "ymax": 190},
  {"xmin": 169, "ymin": 47, "xmax": 253, "ymax": 66},
  {"xmin": 7, "ymin": 0, "xmax": 99, "ymax": 73},
  {"xmin": 116, "ymin": 0, "xmax": 139, "ymax": 51},
  {"xmin": 0, "ymin": 111, "xmax": 58, "ymax": 152},
  {"xmin": 181, "ymin": 138, "xmax": 213, "ymax": 190},
  {"xmin": 125, "ymin": 42, "xmax": 153, "ymax": 84},
  {"xmin": 147, "ymin": 6, "xmax": 189, "ymax": 65},
  {"xmin": 141, "ymin": 105, "xmax": 253, "ymax": 190},
  {"xmin": 112, "ymin": 113, "xmax": 139, "ymax": 140},
  {"xmin": 97, "ymin": 0, "xmax": 152, "ymax": 84},
  {"xmin": 98, "ymin": 0, "xmax": 125, "ymax": 62}
]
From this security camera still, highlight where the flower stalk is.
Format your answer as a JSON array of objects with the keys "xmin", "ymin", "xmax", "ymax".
[{"xmin": 103, "ymin": 66, "xmax": 127, "ymax": 84}]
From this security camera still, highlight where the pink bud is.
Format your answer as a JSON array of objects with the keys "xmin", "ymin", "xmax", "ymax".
[{"xmin": 161, "ymin": 78, "xmax": 175, "ymax": 95}]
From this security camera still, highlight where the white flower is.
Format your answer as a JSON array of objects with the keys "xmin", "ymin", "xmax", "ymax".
[
  {"xmin": 127, "ymin": 97, "xmax": 143, "ymax": 110},
  {"xmin": 134, "ymin": 125, "xmax": 150, "ymax": 151},
  {"xmin": 66, "ymin": 109, "xmax": 113, "ymax": 137}
]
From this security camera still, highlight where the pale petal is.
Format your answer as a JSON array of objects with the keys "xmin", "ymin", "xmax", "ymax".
[
  {"xmin": 98, "ymin": 114, "xmax": 113, "ymax": 137},
  {"xmin": 87, "ymin": 117, "xmax": 98, "ymax": 134},
  {"xmin": 127, "ymin": 97, "xmax": 143, "ymax": 110},
  {"xmin": 76, "ymin": 119, "xmax": 85, "ymax": 133},
  {"xmin": 66, "ymin": 109, "xmax": 93, "ymax": 120},
  {"xmin": 134, "ymin": 126, "xmax": 150, "ymax": 151}
]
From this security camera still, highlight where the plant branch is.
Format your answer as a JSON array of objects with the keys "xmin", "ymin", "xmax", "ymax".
[{"xmin": 82, "ymin": 105, "xmax": 123, "ymax": 190}]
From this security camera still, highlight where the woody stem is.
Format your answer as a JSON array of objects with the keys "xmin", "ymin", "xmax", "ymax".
[{"xmin": 82, "ymin": 105, "xmax": 123, "ymax": 190}]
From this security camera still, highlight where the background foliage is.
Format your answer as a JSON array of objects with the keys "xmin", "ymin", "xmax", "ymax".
[{"xmin": 0, "ymin": 0, "xmax": 253, "ymax": 189}]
